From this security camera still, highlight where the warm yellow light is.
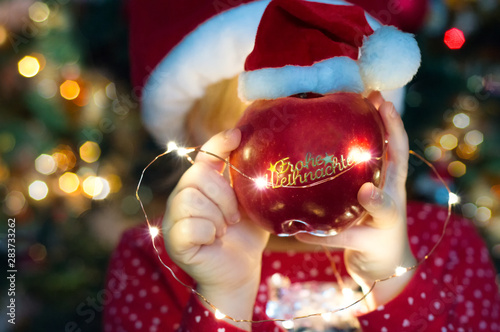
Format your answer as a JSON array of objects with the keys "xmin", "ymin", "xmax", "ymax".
[
  {"xmin": 93, "ymin": 178, "xmax": 110, "ymax": 200},
  {"xmin": 348, "ymin": 148, "xmax": 371, "ymax": 163},
  {"xmin": 321, "ymin": 312, "xmax": 332, "ymax": 322},
  {"xmin": 29, "ymin": 2, "xmax": 50, "ymax": 22},
  {"xmin": 29, "ymin": 180, "xmax": 48, "ymax": 200},
  {"xmin": 214, "ymin": 309, "xmax": 226, "ymax": 320},
  {"xmin": 60, "ymin": 80, "xmax": 80, "ymax": 100},
  {"xmin": 149, "ymin": 226, "xmax": 160, "ymax": 239},
  {"xmin": 59, "ymin": 172, "xmax": 80, "ymax": 194},
  {"xmin": 439, "ymin": 134, "xmax": 458, "ymax": 150},
  {"xmin": 18, "ymin": 56, "xmax": 40, "ymax": 78},
  {"xmin": 79, "ymin": 141, "xmax": 101, "ymax": 163},
  {"xmin": 35, "ymin": 154, "xmax": 57, "ymax": 175},
  {"xmin": 0, "ymin": 25, "xmax": 7, "ymax": 46},
  {"xmin": 452, "ymin": 113, "xmax": 470, "ymax": 129},
  {"xmin": 107, "ymin": 174, "xmax": 122, "ymax": 193},
  {"xmin": 83, "ymin": 176, "xmax": 103, "ymax": 197},
  {"xmin": 424, "ymin": 145, "xmax": 442, "ymax": 161},
  {"xmin": 448, "ymin": 160, "xmax": 466, "ymax": 177},
  {"xmin": 464, "ymin": 130, "xmax": 484, "ymax": 146}
]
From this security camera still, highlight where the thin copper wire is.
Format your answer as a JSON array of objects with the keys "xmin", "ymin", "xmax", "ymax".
[{"xmin": 136, "ymin": 148, "xmax": 453, "ymax": 325}]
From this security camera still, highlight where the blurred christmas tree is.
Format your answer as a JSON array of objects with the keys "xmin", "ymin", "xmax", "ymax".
[
  {"xmin": 0, "ymin": 1, "xmax": 173, "ymax": 331},
  {"xmin": 0, "ymin": 0, "xmax": 499, "ymax": 331}
]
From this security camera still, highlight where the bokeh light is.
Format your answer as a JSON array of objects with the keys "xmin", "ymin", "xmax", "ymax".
[
  {"xmin": 18, "ymin": 56, "xmax": 40, "ymax": 78},
  {"xmin": 29, "ymin": 180, "xmax": 49, "ymax": 200},
  {"xmin": 38, "ymin": 79, "xmax": 58, "ymax": 99},
  {"xmin": 424, "ymin": 145, "xmax": 442, "ymax": 161},
  {"xmin": 444, "ymin": 28, "xmax": 465, "ymax": 49},
  {"xmin": 439, "ymin": 133, "xmax": 458, "ymax": 150},
  {"xmin": 59, "ymin": 172, "xmax": 80, "ymax": 194},
  {"xmin": 82, "ymin": 176, "xmax": 110, "ymax": 199},
  {"xmin": 475, "ymin": 206, "xmax": 492, "ymax": 223},
  {"xmin": 29, "ymin": 243, "xmax": 47, "ymax": 262},
  {"xmin": 35, "ymin": 154, "xmax": 57, "ymax": 175},
  {"xmin": 448, "ymin": 160, "xmax": 466, "ymax": 177},
  {"xmin": 79, "ymin": 141, "xmax": 101, "ymax": 163},
  {"xmin": 452, "ymin": 113, "xmax": 470, "ymax": 129},
  {"xmin": 4, "ymin": 191, "xmax": 26, "ymax": 216},
  {"xmin": 60, "ymin": 80, "xmax": 81, "ymax": 100},
  {"xmin": 0, "ymin": 25, "xmax": 7, "ymax": 46},
  {"xmin": 29, "ymin": 2, "xmax": 50, "ymax": 23},
  {"xmin": 464, "ymin": 130, "xmax": 484, "ymax": 146}
]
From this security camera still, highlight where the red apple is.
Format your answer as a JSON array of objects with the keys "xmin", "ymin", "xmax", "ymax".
[{"xmin": 229, "ymin": 92, "xmax": 387, "ymax": 236}]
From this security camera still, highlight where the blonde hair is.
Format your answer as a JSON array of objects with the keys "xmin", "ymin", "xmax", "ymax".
[{"xmin": 185, "ymin": 76, "xmax": 247, "ymax": 145}]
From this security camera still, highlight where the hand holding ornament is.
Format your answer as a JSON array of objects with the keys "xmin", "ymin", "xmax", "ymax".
[
  {"xmin": 162, "ymin": 129, "xmax": 270, "ymax": 330},
  {"xmin": 296, "ymin": 92, "xmax": 417, "ymax": 309}
]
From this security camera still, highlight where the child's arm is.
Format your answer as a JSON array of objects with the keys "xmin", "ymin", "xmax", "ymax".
[
  {"xmin": 162, "ymin": 129, "xmax": 270, "ymax": 331},
  {"xmin": 296, "ymin": 92, "xmax": 417, "ymax": 309}
]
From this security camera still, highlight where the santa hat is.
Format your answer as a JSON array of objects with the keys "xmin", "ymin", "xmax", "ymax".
[
  {"xmin": 239, "ymin": 0, "xmax": 420, "ymax": 101},
  {"xmin": 133, "ymin": 0, "xmax": 422, "ymax": 145}
]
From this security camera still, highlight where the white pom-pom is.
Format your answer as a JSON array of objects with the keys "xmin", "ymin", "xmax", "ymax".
[{"xmin": 359, "ymin": 26, "xmax": 421, "ymax": 91}]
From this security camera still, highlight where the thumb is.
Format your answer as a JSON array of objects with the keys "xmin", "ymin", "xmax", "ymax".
[
  {"xmin": 195, "ymin": 128, "xmax": 241, "ymax": 173},
  {"xmin": 358, "ymin": 182, "xmax": 399, "ymax": 229}
]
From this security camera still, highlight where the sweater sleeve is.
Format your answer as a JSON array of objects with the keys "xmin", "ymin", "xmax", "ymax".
[
  {"xmin": 357, "ymin": 202, "xmax": 500, "ymax": 331},
  {"xmin": 103, "ymin": 221, "xmax": 263, "ymax": 332}
]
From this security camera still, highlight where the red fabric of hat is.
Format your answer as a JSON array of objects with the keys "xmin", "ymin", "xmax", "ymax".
[{"xmin": 245, "ymin": 0, "xmax": 374, "ymax": 71}]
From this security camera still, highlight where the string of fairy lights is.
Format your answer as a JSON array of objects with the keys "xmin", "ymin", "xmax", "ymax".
[{"xmin": 136, "ymin": 144, "xmax": 458, "ymax": 326}]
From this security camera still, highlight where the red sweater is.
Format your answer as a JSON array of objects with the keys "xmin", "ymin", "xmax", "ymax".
[{"xmin": 103, "ymin": 202, "xmax": 500, "ymax": 331}]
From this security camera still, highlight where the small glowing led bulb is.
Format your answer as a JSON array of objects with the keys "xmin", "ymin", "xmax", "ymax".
[
  {"xmin": 448, "ymin": 193, "xmax": 460, "ymax": 205},
  {"xmin": 395, "ymin": 266, "xmax": 408, "ymax": 276},
  {"xmin": 214, "ymin": 309, "xmax": 226, "ymax": 320},
  {"xmin": 149, "ymin": 226, "xmax": 160, "ymax": 239},
  {"xmin": 167, "ymin": 141, "xmax": 178, "ymax": 153},
  {"xmin": 255, "ymin": 177, "xmax": 268, "ymax": 189}
]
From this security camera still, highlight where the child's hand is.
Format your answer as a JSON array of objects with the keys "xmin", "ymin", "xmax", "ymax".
[
  {"xmin": 163, "ymin": 129, "xmax": 270, "ymax": 328},
  {"xmin": 296, "ymin": 92, "xmax": 416, "ymax": 309}
]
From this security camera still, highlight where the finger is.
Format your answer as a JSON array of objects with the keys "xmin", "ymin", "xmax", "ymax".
[
  {"xmin": 169, "ymin": 187, "xmax": 227, "ymax": 237},
  {"xmin": 167, "ymin": 218, "xmax": 217, "ymax": 259},
  {"xmin": 367, "ymin": 91, "xmax": 384, "ymax": 109},
  {"xmin": 379, "ymin": 101, "xmax": 409, "ymax": 187},
  {"xmin": 357, "ymin": 182, "xmax": 399, "ymax": 229},
  {"xmin": 195, "ymin": 128, "xmax": 241, "ymax": 173},
  {"xmin": 173, "ymin": 163, "xmax": 241, "ymax": 225}
]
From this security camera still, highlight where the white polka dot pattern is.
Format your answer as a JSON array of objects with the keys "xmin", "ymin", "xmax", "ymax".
[{"xmin": 103, "ymin": 202, "xmax": 500, "ymax": 331}]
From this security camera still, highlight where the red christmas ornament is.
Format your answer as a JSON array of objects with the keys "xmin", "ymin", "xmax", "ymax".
[{"xmin": 229, "ymin": 93, "xmax": 388, "ymax": 236}]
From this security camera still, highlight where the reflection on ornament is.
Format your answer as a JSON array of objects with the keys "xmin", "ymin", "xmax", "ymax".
[{"xmin": 444, "ymin": 28, "xmax": 465, "ymax": 50}]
